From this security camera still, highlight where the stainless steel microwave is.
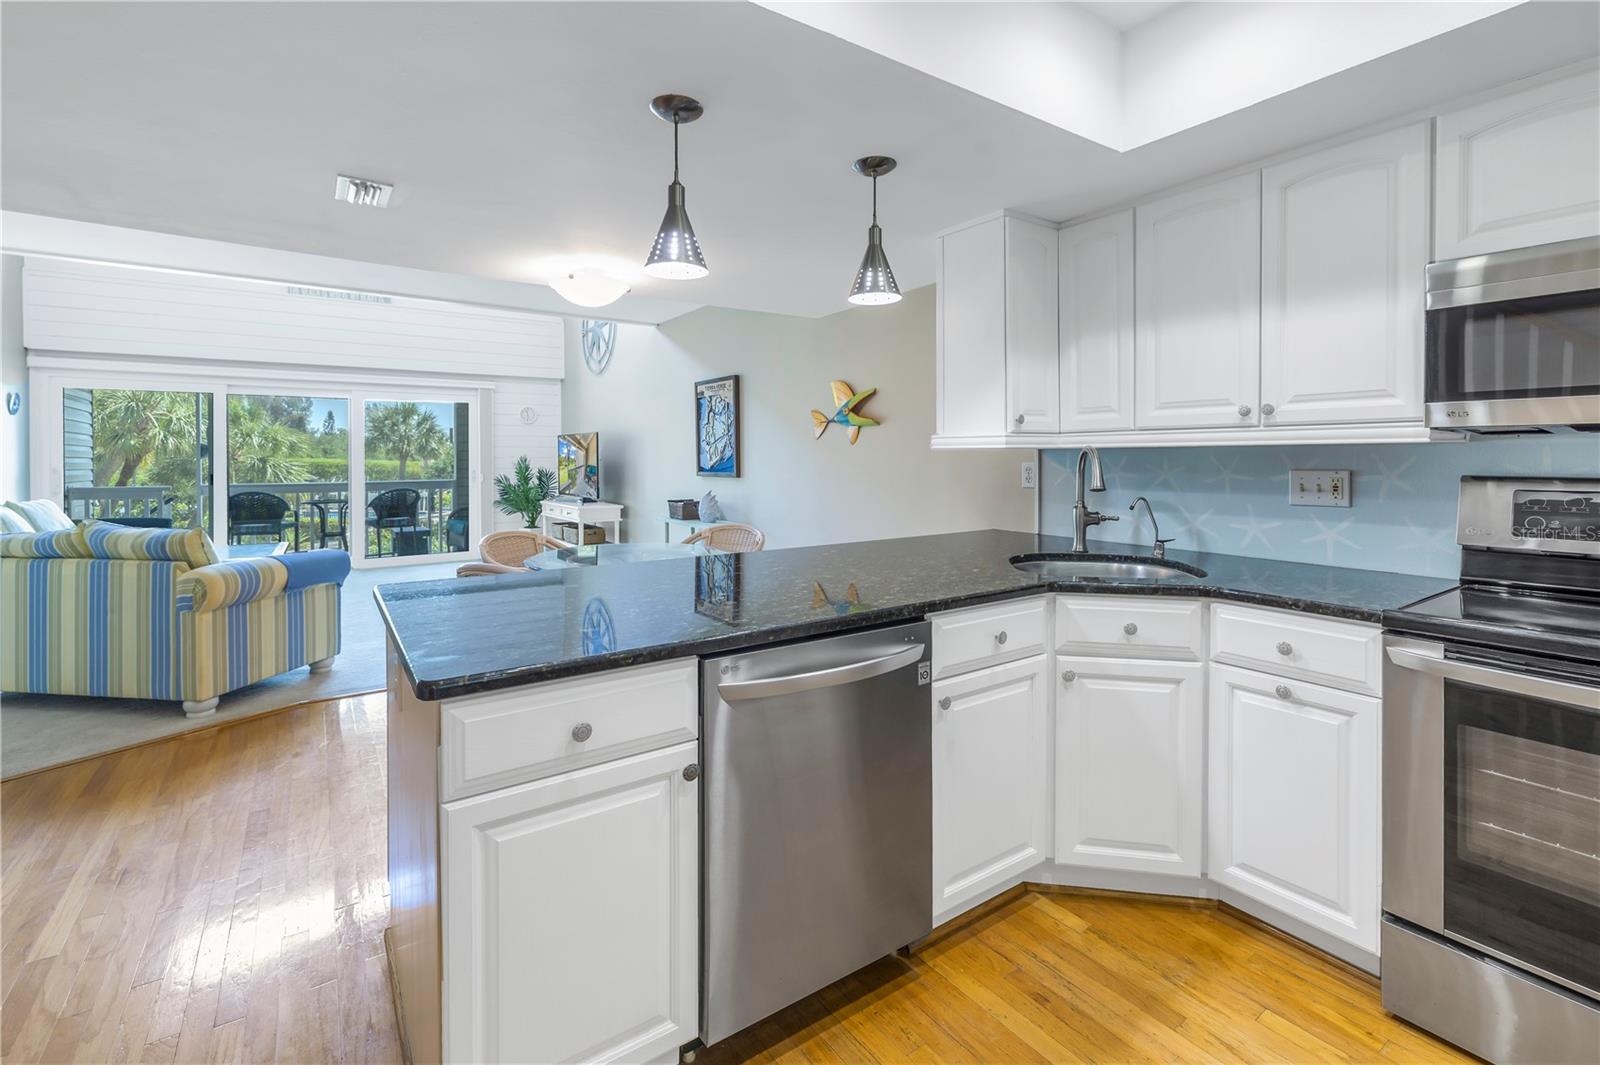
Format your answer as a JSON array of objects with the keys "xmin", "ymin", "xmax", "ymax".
[{"xmin": 1425, "ymin": 236, "xmax": 1600, "ymax": 433}]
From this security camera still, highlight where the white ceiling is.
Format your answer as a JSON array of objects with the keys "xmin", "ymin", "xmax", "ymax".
[
  {"xmin": 1078, "ymin": 2, "xmax": 1178, "ymax": 31},
  {"xmin": 2, "ymin": 1, "xmax": 1596, "ymax": 322}
]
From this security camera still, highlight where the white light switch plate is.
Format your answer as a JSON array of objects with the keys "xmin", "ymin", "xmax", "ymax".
[
  {"xmin": 1020, "ymin": 461, "xmax": 1037, "ymax": 489},
  {"xmin": 1291, "ymin": 469, "xmax": 1352, "ymax": 507}
]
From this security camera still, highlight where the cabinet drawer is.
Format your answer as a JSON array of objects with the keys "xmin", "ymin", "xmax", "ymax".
[
  {"xmin": 931, "ymin": 597, "xmax": 1048, "ymax": 679},
  {"xmin": 1055, "ymin": 595, "xmax": 1204, "ymax": 661},
  {"xmin": 1209, "ymin": 603, "xmax": 1382, "ymax": 696},
  {"xmin": 440, "ymin": 659, "xmax": 699, "ymax": 801}
]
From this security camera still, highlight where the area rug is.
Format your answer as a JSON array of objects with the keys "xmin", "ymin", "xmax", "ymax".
[{"xmin": 0, "ymin": 561, "xmax": 461, "ymax": 778}]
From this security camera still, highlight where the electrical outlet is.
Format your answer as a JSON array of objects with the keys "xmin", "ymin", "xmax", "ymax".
[
  {"xmin": 1291, "ymin": 469, "xmax": 1352, "ymax": 507},
  {"xmin": 1020, "ymin": 461, "xmax": 1037, "ymax": 489}
]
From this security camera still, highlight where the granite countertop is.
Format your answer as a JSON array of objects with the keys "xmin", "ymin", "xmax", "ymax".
[{"xmin": 375, "ymin": 529, "xmax": 1456, "ymax": 701}]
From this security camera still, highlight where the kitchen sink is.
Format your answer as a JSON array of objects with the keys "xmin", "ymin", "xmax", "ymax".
[{"xmin": 1010, "ymin": 555, "xmax": 1207, "ymax": 582}]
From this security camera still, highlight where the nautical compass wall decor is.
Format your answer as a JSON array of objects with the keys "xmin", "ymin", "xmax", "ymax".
[{"xmin": 580, "ymin": 319, "xmax": 617, "ymax": 375}]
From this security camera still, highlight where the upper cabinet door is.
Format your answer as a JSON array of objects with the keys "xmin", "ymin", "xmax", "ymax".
[
  {"xmin": 937, "ymin": 217, "xmax": 1008, "ymax": 439},
  {"xmin": 1135, "ymin": 173, "xmax": 1262, "ymax": 430},
  {"xmin": 1260, "ymin": 123, "xmax": 1428, "ymax": 426},
  {"xmin": 1005, "ymin": 216, "xmax": 1061, "ymax": 434},
  {"xmin": 1058, "ymin": 211, "xmax": 1135, "ymax": 433},
  {"xmin": 1435, "ymin": 70, "xmax": 1600, "ymax": 260}
]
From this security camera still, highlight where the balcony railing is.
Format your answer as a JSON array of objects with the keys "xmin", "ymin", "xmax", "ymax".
[{"xmin": 62, "ymin": 480, "xmax": 470, "ymax": 556}]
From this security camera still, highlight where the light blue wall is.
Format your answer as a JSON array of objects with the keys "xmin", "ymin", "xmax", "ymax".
[{"xmin": 1041, "ymin": 438, "xmax": 1600, "ymax": 577}]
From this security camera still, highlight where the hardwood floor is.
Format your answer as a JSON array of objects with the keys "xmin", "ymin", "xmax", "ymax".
[
  {"xmin": 701, "ymin": 890, "xmax": 1475, "ymax": 1065},
  {"xmin": 2, "ymin": 692, "xmax": 1473, "ymax": 1065},
  {"xmin": 1, "ymin": 694, "xmax": 399, "ymax": 1065}
]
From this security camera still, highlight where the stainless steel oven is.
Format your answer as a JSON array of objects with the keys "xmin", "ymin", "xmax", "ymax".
[
  {"xmin": 1382, "ymin": 477, "xmax": 1600, "ymax": 1064},
  {"xmin": 1425, "ymin": 236, "xmax": 1600, "ymax": 433}
]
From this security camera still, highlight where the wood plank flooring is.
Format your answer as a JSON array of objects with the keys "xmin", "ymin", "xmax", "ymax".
[
  {"xmin": 1, "ymin": 695, "xmax": 399, "ymax": 1065},
  {"xmin": 3, "ymin": 692, "xmax": 1474, "ymax": 1065}
]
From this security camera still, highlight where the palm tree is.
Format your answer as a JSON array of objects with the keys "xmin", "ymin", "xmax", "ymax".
[
  {"xmin": 90, "ymin": 390, "xmax": 201, "ymax": 486},
  {"xmin": 366, "ymin": 402, "xmax": 447, "ymax": 480},
  {"xmin": 225, "ymin": 400, "xmax": 311, "ymax": 483}
]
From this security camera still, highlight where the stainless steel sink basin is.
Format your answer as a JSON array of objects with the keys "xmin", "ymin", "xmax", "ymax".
[{"xmin": 1011, "ymin": 555, "xmax": 1206, "ymax": 582}]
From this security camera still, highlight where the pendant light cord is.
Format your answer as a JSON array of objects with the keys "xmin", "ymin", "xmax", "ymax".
[
  {"xmin": 871, "ymin": 174, "xmax": 878, "ymax": 226},
  {"xmin": 673, "ymin": 115, "xmax": 681, "ymax": 183}
]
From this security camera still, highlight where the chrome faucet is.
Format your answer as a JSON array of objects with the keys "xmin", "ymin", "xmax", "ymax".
[
  {"xmin": 1129, "ymin": 496, "xmax": 1176, "ymax": 559},
  {"xmin": 1071, "ymin": 446, "xmax": 1118, "ymax": 552}
]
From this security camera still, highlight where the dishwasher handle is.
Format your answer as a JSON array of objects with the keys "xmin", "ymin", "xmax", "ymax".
[{"xmin": 717, "ymin": 643, "xmax": 926, "ymax": 702}]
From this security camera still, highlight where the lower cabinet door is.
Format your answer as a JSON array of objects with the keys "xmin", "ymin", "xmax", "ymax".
[
  {"xmin": 932, "ymin": 655, "xmax": 1050, "ymax": 920},
  {"xmin": 442, "ymin": 742, "xmax": 699, "ymax": 1065},
  {"xmin": 1055, "ymin": 657, "xmax": 1204, "ymax": 877},
  {"xmin": 1207, "ymin": 664, "xmax": 1380, "ymax": 952}
]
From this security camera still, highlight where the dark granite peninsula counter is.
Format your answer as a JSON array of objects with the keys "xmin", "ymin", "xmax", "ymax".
[{"xmin": 374, "ymin": 529, "xmax": 1455, "ymax": 701}]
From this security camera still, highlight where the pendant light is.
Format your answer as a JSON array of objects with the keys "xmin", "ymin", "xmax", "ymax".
[
  {"xmin": 644, "ymin": 94, "xmax": 709, "ymax": 280},
  {"xmin": 847, "ymin": 156, "xmax": 901, "ymax": 306}
]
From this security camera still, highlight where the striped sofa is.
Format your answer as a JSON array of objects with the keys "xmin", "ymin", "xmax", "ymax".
[{"xmin": 1, "ymin": 521, "xmax": 349, "ymax": 716}]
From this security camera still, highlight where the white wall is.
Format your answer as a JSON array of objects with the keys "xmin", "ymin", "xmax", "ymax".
[
  {"xmin": 1, "ymin": 255, "xmax": 26, "ymax": 500},
  {"xmin": 561, "ymin": 284, "xmax": 1036, "ymax": 548}
]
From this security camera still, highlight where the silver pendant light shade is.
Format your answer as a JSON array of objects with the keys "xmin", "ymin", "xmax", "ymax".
[
  {"xmin": 848, "ymin": 156, "xmax": 902, "ymax": 306},
  {"xmin": 644, "ymin": 94, "xmax": 709, "ymax": 280}
]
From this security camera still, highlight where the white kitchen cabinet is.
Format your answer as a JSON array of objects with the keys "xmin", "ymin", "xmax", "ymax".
[
  {"xmin": 1055, "ymin": 657, "xmax": 1204, "ymax": 877},
  {"xmin": 1435, "ymin": 69, "xmax": 1600, "ymax": 260},
  {"xmin": 932, "ymin": 654, "xmax": 1050, "ymax": 920},
  {"xmin": 1207, "ymin": 664, "xmax": 1380, "ymax": 953},
  {"xmin": 935, "ymin": 212, "xmax": 1058, "ymax": 440},
  {"xmin": 1135, "ymin": 172, "xmax": 1262, "ymax": 430},
  {"xmin": 1058, "ymin": 210, "xmax": 1136, "ymax": 433},
  {"xmin": 1261, "ymin": 123, "xmax": 1429, "ymax": 426},
  {"xmin": 442, "ymin": 742, "xmax": 700, "ymax": 1065}
]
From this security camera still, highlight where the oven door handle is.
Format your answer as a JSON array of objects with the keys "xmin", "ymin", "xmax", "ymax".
[{"xmin": 1385, "ymin": 638, "xmax": 1600, "ymax": 712}]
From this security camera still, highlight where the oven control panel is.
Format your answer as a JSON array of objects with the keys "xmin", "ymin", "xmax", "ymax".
[{"xmin": 1459, "ymin": 477, "xmax": 1600, "ymax": 556}]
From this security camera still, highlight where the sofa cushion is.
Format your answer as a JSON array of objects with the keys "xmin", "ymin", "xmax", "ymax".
[
  {"xmin": 0, "ymin": 528, "xmax": 90, "ymax": 559},
  {"xmin": 4, "ymin": 499, "xmax": 72, "ymax": 532},
  {"xmin": 81, "ymin": 521, "xmax": 220, "ymax": 568},
  {"xmin": 0, "ymin": 508, "xmax": 34, "ymax": 534}
]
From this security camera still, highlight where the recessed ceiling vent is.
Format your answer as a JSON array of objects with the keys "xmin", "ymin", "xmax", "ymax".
[{"xmin": 334, "ymin": 174, "xmax": 393, "ymax": 208}]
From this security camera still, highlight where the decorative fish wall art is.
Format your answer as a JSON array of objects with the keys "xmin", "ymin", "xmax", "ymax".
[{"xmin": 810, "ymin": 380, "xmax": 879, "ymax": 444}]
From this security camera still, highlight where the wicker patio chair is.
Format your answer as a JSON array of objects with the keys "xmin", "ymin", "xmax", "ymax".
[{"xmin": 683, "ymin": 523, "xmax": 766, "ymax": 553}]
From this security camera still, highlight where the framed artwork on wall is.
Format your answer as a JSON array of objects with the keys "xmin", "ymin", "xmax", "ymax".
[{"xmin": 695, "ymin": 374, "xmax": 740, "ymax": 477}]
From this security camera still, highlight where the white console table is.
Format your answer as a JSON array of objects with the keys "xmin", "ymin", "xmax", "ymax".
[
  {"xmin": 663, "ymin": 515, "xmax": 729, "ymax": 543},
  {"xmin": 540, "ymin": 499, "xmax": 623, "ymax": 546}
]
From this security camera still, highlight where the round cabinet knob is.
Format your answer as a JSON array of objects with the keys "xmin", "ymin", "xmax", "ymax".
[
  {"xmin": 1276, "ymin": 641, "xmax": 1293, "ymax": 656},
  {"xmin": 1061, "ymin": 670, "xmax": 1076, "ymax": 684},
  {"xmin": 1261, "ymin": 402, "xmax": 1277, "ymax": 417},
  {"xmin": 995, "ymin": 630, "xmax": 1008, "ymax": 645},
  {"xmin": 938, "ymin": 696, "xmax": 952, "ymax": 711},
  {"xmin": 682, "ymin": 764, "xmax": 700, "ymax": 782},
  {"xmin": 1123, "ymin": 622, "xmax": 1139, "ymax": 636},
  {"xmin": 1275, "ymin": 684, "xmax": 1293, "ymax": 700},
  {"xmin": 1238, "ymin": 404, "xmax": 1253, "ymax": 418},
  {"xmin": 571, "ymin": 722, "xmax": 593, "ymax": 743},
  {"xmin": 1014, "ymin": 414, "xmax": 1026, "ymax": 426}
]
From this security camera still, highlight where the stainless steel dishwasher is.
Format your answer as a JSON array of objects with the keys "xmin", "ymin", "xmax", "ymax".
[{"xmin": 701, "ymin": 621, "xmax": 933, "ymax": 1047}]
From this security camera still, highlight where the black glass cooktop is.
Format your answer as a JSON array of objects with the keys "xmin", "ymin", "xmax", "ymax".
[{"xmin": 1387, "ymin": 585, "xmax": 1600, "ymax": 664}]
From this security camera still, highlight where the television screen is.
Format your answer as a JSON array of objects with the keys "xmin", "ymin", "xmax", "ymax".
[{"xmin": 557, "ymin": 433, "xmax": 600, "ymax": 501}]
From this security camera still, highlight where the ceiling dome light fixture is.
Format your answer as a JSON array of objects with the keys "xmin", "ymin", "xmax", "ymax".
[
  {"xmin": 644, "ymin": 94, "xmax": 709, "ymax": 280},
  {"xmin": 548, "ymin": 267, "xmax": 631, "ymax": 308},
  {"xmin": 848, "ymin": 156, "xmax": 901, "ymax": 306}
]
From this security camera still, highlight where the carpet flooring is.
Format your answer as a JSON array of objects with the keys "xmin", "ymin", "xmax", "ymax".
[{"xmin": 0, "ymin": 561, "xmax": 461, "ymax": 778}]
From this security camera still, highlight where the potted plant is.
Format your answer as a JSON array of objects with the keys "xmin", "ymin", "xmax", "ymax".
[{"xmin": 494, "ymin": 456, "xmax": 558, "ymax": 529}]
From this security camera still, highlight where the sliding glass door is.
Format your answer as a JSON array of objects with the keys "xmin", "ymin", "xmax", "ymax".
[
  {"xmin": 38, "ymin": 370, "xmax": 480, "ymax": 568},
  {"xmin": 225, "ymin": 393, "xmax": 350, "ymax": 553},
  {"xmin": 60, "ymin": 387, "xmax": 213, "ymax": 531}
]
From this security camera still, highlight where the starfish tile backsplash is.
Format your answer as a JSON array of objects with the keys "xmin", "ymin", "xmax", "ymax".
[{"xmin": 1040, "ymin": 438, "xmax": 1600, "ymax": 577}]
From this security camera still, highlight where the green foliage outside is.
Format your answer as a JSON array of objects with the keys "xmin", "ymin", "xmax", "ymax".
[{"xmin": 84, "ymin": 392, "xmax": 460, "ymax": 536}]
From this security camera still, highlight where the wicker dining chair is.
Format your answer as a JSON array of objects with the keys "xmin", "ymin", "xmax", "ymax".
[
  {"xmin": 456, "ymin": 561, "xmax": 515, "ymax": 577},
  {"xmin": 479, "ymin": 529, "xmax": 568, "ymax": 569},
  {"xmin": 683, "ymin": 523, "xmax": 766, "ymax": 553}
]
